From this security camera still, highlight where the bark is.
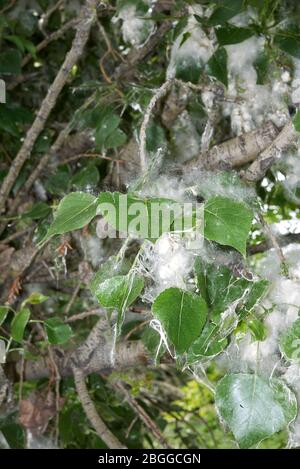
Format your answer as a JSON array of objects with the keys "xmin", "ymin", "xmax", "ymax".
[
  {"xmin": 248, "ymin": 232, "xmax": 300, "ymax": 255},
  {"xmin": 242, "ymin": 121, "xmax": 298, "ymax": 182},
  {"xmin": 73, "ymin": 367, "xmax": 126, "ymax": 449},
  {"xmin": 185, "ymin": 121, "xmax": 280, "ymax": 170},
  {"xmin": 0, "ymin": 366, "xmax": 8, "ymax": 406},
  {"xmin": 12, "ymin": 339, "xmax": 148, "ymax": 381}
]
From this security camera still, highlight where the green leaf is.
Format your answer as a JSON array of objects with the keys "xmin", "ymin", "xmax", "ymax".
[
  {"xmin": 44, "ymin": 317, "xmax": 72, "ymax": 345},
  {"xmin": 194, "ymin": 257, "xmax": 209, "ymax": 305},
  {"xmin": 23, "ymin": 292, "xmax": 49, "ymax": 305},
  {"xmin": 0, "ymin": 306, "xmax": 10, "ymax": 326},
  {"xmin": 215, "ymin": 373, "xmax": 297, "ymax": 448},
  {"xmin": 239, "ymin": 279, "xmax": 269, "ymax": 318},
  {"xmin": 5, "ymin": 36, "xmax": 36, "ymax": 58},
  {"xmin": 104, "ymin": 128, "xmax": 127, "ymax": 149},
  {"xmin": 142, "ymin": 327, "xmax": 165, "ymax": 360},
  {"xmin": 216, "ymin": 25, "xmax": 253, "ymax": 46},
  {"xmin": 205, "ymin": 264, "xmax": 252, "ymax": 314},
  {"xmin": 72, "ymin": 163, "xmax": 100, "ymax": 190},
  {"xmin": 253, "ymin": 52, "xmax": 269, "ymax": 85},
  {"xmin": 274, "ymin": 33, "xmax": 300, "ymax": 59},
  {"xmin": 194, "ymin": 260, "xmax": 269, "ymax": 322},
  {"xmin": 11, "ymin": 308, "xmax": 31, "ymax": 343},
  {"xmin": 0, "ymin": 49, "xmax": 22, "ymax": 74},
  {"xmin": 204, "ymin": 196, "xmax": 253, "ymax": 256},
  {"xmin": 179, "ymin": 31, "xmax": 191, "ymax": 47},
  {"xmin": 293, "ymin": 109, "xmax": 300, "ymax": 133},
  {"xmin": 45, "ymin": 167, "xmax": 70, "ymax": 195},
  {"xmin": 43, "ymin": 192, "xmax": 98, "ymax": 242},
  {"xmin": 98, "ymin": 192, "xmax": 178, "ymax": 239},
  {"xmin": 279, "ymin": 318, "xmax": 300, "ymax": 363},
  {"xmin": 206, "ymin": 47, "xmax": 228, "ymax": 87},
  {"xmin": 0, "ymin": 105, "xmax": 32, "ymax": 137},
  {"xmin": 90, "ymin": 255, "xmax": 130, "ymax": 296},
  {"xmin": 94, "ymin": 112, "xmax": 126, "ymax": 150},
  {"xmin": 187, "ymin": 323, "xmax": 228, "ymax": 362},
  {"xmin": 95, "ymin": 273, "xmax": 144, "ymax": 312},
  {"xmin": 22, "ymin": 202, "xmax": 51, "ymax": 220},
  {"xmin": 248, "ymin": 318, "xmax": 267, "ymax": 342},
  {"xmin": 175, "ymin": 58, "xmax": 201, "ymax": 84},
  {"xmin": 152, "ymin": 288, "xmax": 207, "ymax": 354},
  {"xmin": 208, "ymin": 0, "xmax": 244, "ymax": 26}
]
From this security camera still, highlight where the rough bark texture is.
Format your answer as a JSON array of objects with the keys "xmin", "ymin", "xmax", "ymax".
[
  {"xmin": 73, "ymin": 367, "xmax": 127, "ymax": 449},
  {"xmin": 242, "ymin": 121, "xmax": 298, "ymax": 182},
  {"xmin": 185, "ymin": 121, "xmax": 280, "ymax": 170},
  {"xmin": 13, "ymin": 339, "xmax": 148, "ymax": 381}
]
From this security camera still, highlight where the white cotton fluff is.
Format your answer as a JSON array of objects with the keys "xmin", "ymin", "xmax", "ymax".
[
  {"xmin": 183, "ymin": 169, "xmax": 255, "ymax": 204},
  {"xmin": 138, "ymin": 234, "xmax": 194, "ymax": 302},
  {"xmin": 223, "ymin": 36, "xmax": 290, "ymax": 134},
  {"xmin": 0, "ymin": 431, "xmax": 9, "ymax": 449},
  {"xmin": 291, "ymin": 59, "xmax": 300, "ymax": 104},
  {"xmin": 171, "ymin": 111, "xmax": 201, "ymax": 163},
  {"xmin": 217, "ymin": 306, "xmax": 297, "ymax": 377},
  {"xmin": 26, "ymin": 430, "xmax": 58, "ymax": 449},
  {"xmin": 281, "ymin": 154, "xmax": 300, "ymax": 205},
  {"xmin": 167, "ymin": 5, "xmax": 214, "ymax": 80},
  {"xmin": 0, "ymin": 340, "xmax": 5, "ymax": 364},
  {"xmin": 282, "ymin": 365, "xmax": 300, "ymax": 448},
  {"xmin": 257, "ymin": 244, "xmax": 300, "ymax": 282},
  {"xmin": 113, "ymin": 1, "xmax": 155, "ymax": 47},
  {"xmin": 80, "ymin": 235, "xmax": 105, "ymax": 268},
  {"xmin": 218, "ymin": 243, "xmax": 300, "ymax": 377},
  {"xmin": 139, "ymin": 173, "xmax": 187, "ymax": 202}
]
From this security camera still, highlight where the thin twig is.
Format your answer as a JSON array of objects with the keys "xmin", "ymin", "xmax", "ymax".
[
  {"xmin": 64, "ymin": 281, "xmax": 81, "ymax": 315},
  {"xmin": 0, "ymin": 0, "xmax": 97, "ymax": 213},
  {"xmin": 65, "ymin": 309, "xmax": 101, "ymax": 323},
  {"xmin": 0, "ymin": 227, "xmax": 33, "ymax": 245},
  {"xmin": 47, "ymin": 346, "xmax": 61, "ymax": 445},
  {"xmin": 258, "ymin": 213, "xmax": 289, "ymax": 276},
  {"xmin": 22, "ymin": 18, "xmax": 79, "ymax": 68},
  {"xmin": 39, "ymin": 0, "xmax": 64, "ymax": 36},
  {"xmin": 113, "ymin": 381, "xmax": 171, "ymax": 449},
  {"xmin": 139, "ymin": 79, "xmax": 174, "ymax": 170},
  {"xmin": 73, "ymin": 367, "xmax": 126, "ymax": 448},
  {"xmin": 124, "ymin": 320, "xmax": 150, "ymax": 341},
  {"xmin": 59, "ymin": 152, "xmax": 124, "ymax": 166},
  {"xmin": 0, "ymin": 0, "xmax": 16, "ymax": 14}
]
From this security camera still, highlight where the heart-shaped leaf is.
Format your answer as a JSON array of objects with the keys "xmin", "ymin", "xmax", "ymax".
[
  {"xmin": 42, "ymin": 192, "xmax": 98, "ymax": 243},
  {"xmin": 95, "ymin": 273, "xmax": 144, "ymax": 312},
  {"xmin": 152, "ymin": 288, "xmax": 207, "ymax": 354},
  {"xmin": 204, "ymin": 196, "xmax": 253, "ymax": 256},
  {"xmin": 216, "ymin": 373, "xmax": 297, "ymax": 448},
  {"xmin": 45, "ymin": 317, "xmax": 72, "ymax": 345}
]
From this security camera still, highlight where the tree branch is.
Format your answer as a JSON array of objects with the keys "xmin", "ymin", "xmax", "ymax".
[
  {"xmin": 185, "ymin": 121, "xmax": 279, "ymax": 170},
  {"xmin": 113, "ymin": 381, "xmax": 170, "ymax": 449},
  {"xmin": 0, "ymin": 0, "xmax": 97, "ymax": 213},
  {"xmin": 242, "ymin": 120, "xmax": 298, "ymax": 182},
  {"xmin": 22, "ymin": 18, "xmax": 79, "ymax": 68},
  {"xmin": 73, "ymin": 367, "xmax": 126, "ymax": 449},
  {"xmin": 12, "ymin": 338, "xmax": 149, "ymax": 381},
  {"xmin": 248, "ymin": 232, "xmax": 300, "ymax": 255}
]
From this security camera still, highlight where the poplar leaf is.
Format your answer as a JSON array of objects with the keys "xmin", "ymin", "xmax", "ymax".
[{"xmin": 152, "ymin": 288, "xmax": 207, "ymax": 354}]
